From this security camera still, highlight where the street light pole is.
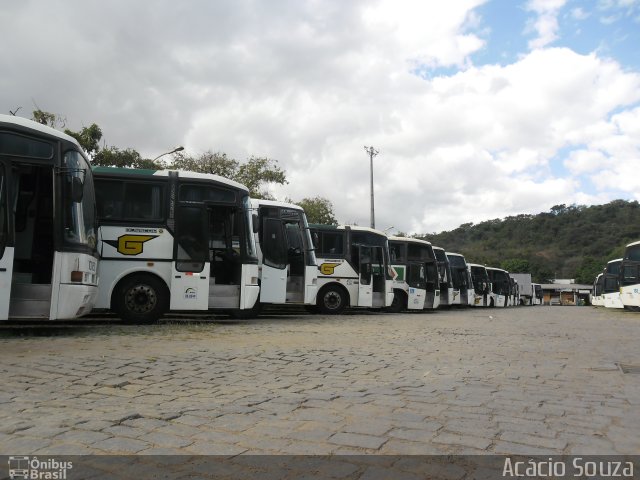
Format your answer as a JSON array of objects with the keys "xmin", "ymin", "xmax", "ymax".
[
  {"xmin": 364, "ymin": 146, "xmax": 379, "ymax": 229},
  {"xmin": 153, "ymin": 146, "xmax": 184, "ymax": 162}
]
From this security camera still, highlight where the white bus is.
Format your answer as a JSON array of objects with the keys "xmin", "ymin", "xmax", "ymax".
[
  {"xmin": 620, "ymin": 241, "xmax": 640, "ymax": 311},
  {"xmin": 591, "ymin": 273, "xmax": 604, "ymax": 307},
  {"xmin": 388, "ymin": 236, "xmax": 440, "ymax": 312},
  {"xmin": 309, "ymin": 225, "xmax": 394, "ymax": 314},
  {"xmin": 432, "ymin": 246, "xmax": 453, "ymax": 308},
  {"xmin": 93, "ymin": 167, "xmax": 259, "ymax": 322},
  {"xmin": 532, "ymin": 283, "xmax": 543, "ymax": 305},
  {"xmin": 446, "ymin": 252, "xmax": 474, "ymax": 307},
  {"xmin": 0, "ymin": 115, "xmax": 98, "ymax": 320},
  {"xmin": 486, "ymin": 267, "xmax": 510, "ymax": 307},
  {"xmin": 252, "ymin": 199, "xmax": 317, "ymax": 308},
  {"xmin": 602, "ymin": 258, "xmax": 624, "ymax": 309},
  {"xmin": 468, "ymin": 263, "xmax": 491, "ymax": 307}
]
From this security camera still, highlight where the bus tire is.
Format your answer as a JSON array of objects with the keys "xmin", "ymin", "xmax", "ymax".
[
  {"xmin": 317, "ymin": 284, "xmax": 348, "ymax": 315},
  {"xmin": 113, "ymin": 274, "xmax": 169, "ymax": 324},
  {"xmin": 386, "ymin": 289, "xmax": 406, "ymax": 313}
]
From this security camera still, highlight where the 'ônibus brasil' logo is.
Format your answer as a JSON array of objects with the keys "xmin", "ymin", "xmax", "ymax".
[{"xmin": 105, "ymin": 234, "xmax": 158, "ymax": 256}]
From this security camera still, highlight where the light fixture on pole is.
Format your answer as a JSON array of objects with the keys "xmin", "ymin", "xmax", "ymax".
[
  {"xmin": 152, "ymin": 146, "xmax": 184, "ymax": 162},
  {"xmin": 364, "ymin": 146, "xmax": 379, "ymax": 229}
]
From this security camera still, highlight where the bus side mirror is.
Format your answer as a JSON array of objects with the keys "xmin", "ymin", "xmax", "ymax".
[{"xmin": 252, "ymin": 213, "xmax": 259, "ymax": 233}]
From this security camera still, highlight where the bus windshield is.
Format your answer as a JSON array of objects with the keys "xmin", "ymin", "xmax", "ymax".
[{"xmin": 62, "ymin": 150, "xmax": 97, "ymax": 250}]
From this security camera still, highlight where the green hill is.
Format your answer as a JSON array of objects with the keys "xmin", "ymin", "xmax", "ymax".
[{"xmin": 419, "ymin": 200, "xmax": 640, "ymax": 284}]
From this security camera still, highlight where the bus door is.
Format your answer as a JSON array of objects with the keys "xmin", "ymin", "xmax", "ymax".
[
  {"xmin": 358, "ymin": 245, "xmax": 373, "ymax": 307},
  {"xmin": 0, "ymin": 162, "xmax": 12, "ymax": 320},
  {"xmin": 170, "ymin": 205, "xmax": 210, "ymax": 311},
  {"xmin": 406, "ymin": 262, "xmax": 426, "ymax": 308},
  {"xmin": 259, "ymin": 217, "xmax": 287, "ymax": 303}
]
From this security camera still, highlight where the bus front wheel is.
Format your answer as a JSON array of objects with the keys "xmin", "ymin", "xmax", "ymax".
[
  {"xmin": 114, "ymin": 274, "xmax": 169, "ymax": 324},
  {"xmin": 317, "ymin": 285, "xmax": 348, "ymax": 315}
]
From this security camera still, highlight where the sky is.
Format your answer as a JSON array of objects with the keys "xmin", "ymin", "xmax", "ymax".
[{"xmin": 2, "ymin": 0, "xmax": 639, "ymax": 234}]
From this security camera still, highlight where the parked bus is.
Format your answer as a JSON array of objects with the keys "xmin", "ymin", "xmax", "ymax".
[
  {"xmin": 468, "ymin": 263, "xmax": 491, "ymax": 307},
  {"xmin": 432, "ymin": 246, "xmax": 453, "ymax": 307},
  {"xmin": 252, "ymin": 199, "xmax": 317, "ymax": 309},
  {"xmin": 602, "ymin": 258, "xmax": 624, "ymax": 309},
  {"xmin": 532, "ymin": 283, "xmax": 543, "ymax": 305},
  {"xmin": 0, "ymin": 115, "xmax": 98, "ymax": 320},
  {"xmin": 93, "ymin": 167, "xmax": 259, "ymax": 322},
  {"xmin": 387, "ymin": 236, "xmax": 440, "ymax": 312},
  {"xmin": 446, "ymin": 252, "xmax": 474, "ymax": 307},
  {"xmin": 619, "ymin": 241, "xmax": 640, "ymax": 311},
  {"xmin": 591, "ymin": 273, "xmax": 604, "ymax": 307},
  {"xmin": 508, "ymin": 276, "xmax": 519, "ymax": 306},
  {"xmin": 486, "ymin": 267, "xmax": 510, "ymax": 307},
  {"xmin": 309, "ymin": 224, "xmax": 393, "ymax": 314}
]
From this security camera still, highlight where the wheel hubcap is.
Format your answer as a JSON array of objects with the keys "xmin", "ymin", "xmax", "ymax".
[
  {"xmin": 324, "ymin": 291, "xmax": 341, "ymax": 310},
  {"xmin": 125, "ymin": 285, "xmax": 156, "ymax": 313}
]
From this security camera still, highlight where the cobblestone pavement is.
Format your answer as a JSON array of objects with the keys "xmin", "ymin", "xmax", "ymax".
[{"xmin": 1, "ymin": 306, "xmax": 639, "ymax": 457}]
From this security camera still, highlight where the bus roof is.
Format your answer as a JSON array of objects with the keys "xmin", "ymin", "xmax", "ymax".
[
  {"xmin": 445, "ymin": 252, "xmax": 464, "ymax": 258},
  {"xmin": 432, "ymin": 245, "xmax": 445, "ymax": 252},
  {"xmin": 467, "ymin": 263, "xmax": 486, "ymax": 269},
  {"xmin": 626, "ymin": 240, "xmax": 640, "ymax": 248},
  {"xmin": 251, "ymin": 198, "xmax": 303, "ymax": 211},
  {"xmin": 92, "ymin": 166, "xmax": 249, "ymax": 193},
  {"xmin": 606, "ymin": 258, "xmax": 623, "ymax": 264},
  {"xmin": 0, "ymin": 114, "xmax": 82, "ymax": 148},
  {"xmin": 486, "ymin": 266, "xmax": 508, "ymax": 273},
  {"xmin": 388, "ymin": 236, "xmax": 432, "ymax": 246},
  {"xmin": 309, "ymin": 224, "xmax": 388, "ymax": 237}
]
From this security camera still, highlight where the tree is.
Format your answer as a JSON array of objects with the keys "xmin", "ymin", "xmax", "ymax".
[
  {"xmin": 500, "ymin": 258, "xmax": 531, "ymax": 273},
  {"xmin": 64, "ymin": 123, "xmax": 103, "ymax": 158},
  {"xmin": 93, "ymin": 146, "xmax": 165, "ymax": 170},
  {"xmin": 169, "ymin": 151, "xmax": 287, "ymax": 199},
  {"xmin": 32, "ymin": 108, "xmax": 69, "ymax": 129},
  {"xmin": 171, "ymin": 151, "xmax": 238, "ymax": 178},
  {"xmin": 295, "ymin": 196, "xmax": 338, "ymax": 225},
  {"xmin": 236, "ymin": 156, "xmax": 287, "ymax": 199}
]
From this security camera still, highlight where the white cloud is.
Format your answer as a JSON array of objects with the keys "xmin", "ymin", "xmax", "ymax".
[
  {"xmin": 525, "ymin": 0, "xmax": 568, "ymax": 49},
  {"xmin": 1, "ymin": 1, "xmax": 639, "ymax": 235}
]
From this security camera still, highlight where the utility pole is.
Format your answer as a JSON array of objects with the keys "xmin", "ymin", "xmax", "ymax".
[{"xmin": 364, "ymin": 146, "xmax": 379, "ymax": 229}]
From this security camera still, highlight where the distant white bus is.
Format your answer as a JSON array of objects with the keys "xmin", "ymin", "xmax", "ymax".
[
  {"xmin": 432, "ymin": 246, "xmax": 453, "ymax": 307},
  {"xmin": 251, "ymin": 199, "xmax": 317, "ymax": 310},
  {"xmin": 309, "ymin": 225, "xmax": 394, "ymax": 314},
  {"xmin": 591, "ymin": 273, "xmax": 604, "ymax": 307},
  {"xmin": 1, "ymin": 115, "xmax": 98, "ymax": 321},
  {"xmin": 388, "ymin": 236, "xmax": 440, "ymax": 312},
  {"xmin": 619, "ymin": 240, "xmax": 640, "ymax": 311},
  {"xmin": 446, "ymin": 252, "xmax": 474, "ymax": 307},
  {"xmin": 602, "ymin": 258, "xmax": 624, "ymax": 309},
  {"xmin": 93, "ymin": 167, "xmax": 260, "ymax": 322},
  {"xmin": 468, "ymin": 263, "xmax": 491, "ymax": 307},
  {"xmin": 532, "ymin": 283, "xmax": 543, "ymax": 305},
  {"xmin": 486, "ymin": 267, "xmax": 510, "ymax": 307}
]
